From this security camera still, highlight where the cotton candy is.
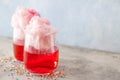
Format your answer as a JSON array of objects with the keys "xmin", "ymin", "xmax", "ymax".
[
  {"xmin": 25, "ymin": 16, "xmax": 57, "ymax": 52},
  {"xmin": 11, "ymin": 7, "xmax": 40, "ymax": 44},
  {"xmin": 11, "ymin": 7, "xmax": 40, "ymax": 29}
]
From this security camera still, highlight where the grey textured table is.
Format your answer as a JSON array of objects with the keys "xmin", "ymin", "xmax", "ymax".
[{"xmin": 0, "ymin": 37, "xmax": 120, "ymax": 80}]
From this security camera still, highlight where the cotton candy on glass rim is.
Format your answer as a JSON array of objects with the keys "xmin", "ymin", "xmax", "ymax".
[
  {"xmin": 25, "ymin": 16, "xmax": 57, "ymax": 52},
  {"xmin": 11, "ymin": 7, "xmax": 40, "ymax": 44}
]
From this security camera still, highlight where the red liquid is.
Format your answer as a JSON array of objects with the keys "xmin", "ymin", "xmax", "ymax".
[
  {"xmin": 13, "ymin": 43, "xmax": 24, "ymax": 61},
  {"xmin": 24, "ymin": 47, "xmax": 59, "ymax": 74}
]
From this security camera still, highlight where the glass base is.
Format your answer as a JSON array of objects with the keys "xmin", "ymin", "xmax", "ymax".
[{"xmin": 25, "ymin": 68, "xmax": 56, "ymax": 76}]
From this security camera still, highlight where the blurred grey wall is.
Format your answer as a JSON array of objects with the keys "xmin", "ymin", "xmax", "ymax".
[{"xmin": 0, "ymin": 0, "xmax": 120, "ymax": 53}]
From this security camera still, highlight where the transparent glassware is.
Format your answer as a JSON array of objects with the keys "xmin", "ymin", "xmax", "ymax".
[
  {"xmin": 24, "ymin": 32, "xmax": 59, "ymax": 74},
  {"xmin": 13, "ymin": 28, "xmax": 24, "ymax": 61}
]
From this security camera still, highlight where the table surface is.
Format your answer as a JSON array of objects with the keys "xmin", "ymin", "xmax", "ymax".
[{"xmin": 0, "ymin": 37, "xmax": 120, "ymax": 80}]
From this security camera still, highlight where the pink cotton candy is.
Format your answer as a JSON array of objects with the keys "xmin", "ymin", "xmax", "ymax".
[
  {"xmin": 26, "ymin": 16, "xmax": 51, "ymax": 35},
  {"xmin": 26, "ymin": 16, "xmax": 57, "ymax": 51},
  {"xmin": 11, "ymin": 7, "xmax": 40, "ymax": 29},
  {"xmin": 11, "ymin": 7, "xmax": 40, "ymax": 44},
  {"xmin": 29, "ymin": 16, "xmax": 50, "ymax": 27}
]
